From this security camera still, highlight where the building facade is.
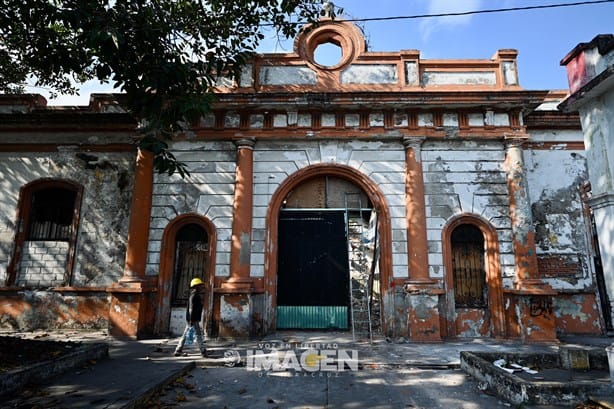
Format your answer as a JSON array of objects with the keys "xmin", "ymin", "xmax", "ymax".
[
  {"xmin": 0, "ymin": 20, "xmax": 608, "ymax": 340},
  {"xmin": 559, "ymin": 34, "xmax": 614, "ymax": 333}
]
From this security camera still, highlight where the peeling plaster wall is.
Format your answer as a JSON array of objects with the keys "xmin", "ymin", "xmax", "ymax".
[
  {"xmin": 0, "ymin": 150, "xmax": 132, "ymax": 330},
  {"xmin": 251, "ymin": 139, "xmax": 408, "ymax": 278},
  {"xmin": 577, "ymin": 92, "xmax": 614, "ymax": 327},
  {"xmin": 578, "ymin": 89, "xmax": 614, "ymax": 197},
  {"xmin": 0, "ymin": 151, "xmax": 134, "ymax": 286},
  {"xmin": 524, "ymin": 129, "xmax": 604, "ymax": 334},
  {"xmin": 0, "ymin": 290, "xmax": 109, "ymax": 330},
  {"xmin": 553, "ymin": 294, "xmax": 602, "ymax": 334},
  {"xmin": 149, "ymin": 139, "xmax": 408, "ymax": 333},
  {"xmin": 147, "ymin": 141, "xmax": 236, "ymax": 277},
  {"xmin": 524, "ymin": 142, "xmax": 591, "ymax": 290},
  {"xmin": 422, "ymin": 140, "xmax": 514, "ymax": 284}
]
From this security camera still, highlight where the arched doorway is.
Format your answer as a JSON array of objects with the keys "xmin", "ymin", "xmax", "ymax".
[
  {"xmin": 442, "ymin": 214, "xmax": 505, "ymax": 338},
  {"xmin": 157, "ymin": 214, "xmax": 216, "ymax": 336},
  {"xmin": 264, "ymin": 164, "xmax": 393, "ymax": 336}
]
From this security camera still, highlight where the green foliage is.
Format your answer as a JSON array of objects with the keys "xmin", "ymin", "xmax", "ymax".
[{"xmin": 0, "ymin": 0, "xmax": 336, "ymax": 176}]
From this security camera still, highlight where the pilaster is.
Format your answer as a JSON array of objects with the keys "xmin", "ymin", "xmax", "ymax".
[
  {"xmin": 218, "ymin": 138, "xmax": 256, "ymax": 338},
  {"xmin": 108, "ymin": 148, "xmax": 156, "ymax": 338},
  {"xmin": 228, "ymin": 138, "xmax": 256, "ymax": 288},
  {"xmin": 402, "ymin": 137, "xmax": 442, "ymax": 342},
  {"xmin": 122, "ymin": 148, "xmax": 154, "ymax": 282},
  {"xmin": 504, "ymin": 137, "xmax": 557, "ymax": 342}
]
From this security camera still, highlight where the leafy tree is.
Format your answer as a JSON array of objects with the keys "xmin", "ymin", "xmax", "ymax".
[{"xmin": 0, "ymin": 0, "xmax": 338, "ymax": 177}]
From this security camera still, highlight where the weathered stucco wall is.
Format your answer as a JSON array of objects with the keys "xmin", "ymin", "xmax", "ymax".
[
  {"xmin": 0, "ymin": 290, "xmax": 109, "ymax": 329},
  {"xmin": 147, "ymin": 141, "xmax": 236, "ymax": 277},
  {"xmin": 422, "ymin": 140, "xmax": 515, "ymax": 285},
  {"xmin": 559, "ymin": 33, "xmax": 614, "ymax": 332},
  {"xmin": 524, "ymin": 142, "xmax": 590, "ymax": 289},
  {"xmin": 577, "ymin": 92, "xmax": 614, "ymax": 323},
  {"xmin": 251, "ymin": 139, "xmax": 408, "ymax": 278},
  {"xmin": 0, "ymin": 149, "xmax": 134, "ymax": 330},
  {"xmin": 0, "ymin": 151, "xmax": 134, "ymax": 286},
  {"xmin": 148, "ymin": 139, "xmax": 409, "ymax": 280},
  {"xmin": 523, "ymin": 129, "xmax": 603, "ymax": 334}
]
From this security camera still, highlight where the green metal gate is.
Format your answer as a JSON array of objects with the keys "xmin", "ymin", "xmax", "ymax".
[
  {"xmin": 276, "ymin": 210, "xmax": 349, "ymax": 329},
  {"xmin": 276, "ymin": 306, "xmax": 348, "ymax": 329}
]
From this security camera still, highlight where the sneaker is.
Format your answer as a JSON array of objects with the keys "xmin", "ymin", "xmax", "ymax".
[
  {"xmin": 174, "ymin": 350, "xmax": 182, "ymax": 357},
  {"xmin": 201, "ymin": 350, "xmax": 207, "ymax": 357}
]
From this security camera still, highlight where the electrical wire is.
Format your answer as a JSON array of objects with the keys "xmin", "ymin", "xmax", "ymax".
[
  {"xmin": 345, "ymin": 0, "xmax": 614, "ymax": 23},
  {"xmin": 263, "ymin": 0, "xmax": 614, "ymax": 26}
]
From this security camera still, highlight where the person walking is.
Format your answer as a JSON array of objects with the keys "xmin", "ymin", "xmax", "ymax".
[{"xmin": 174, "ymin": 277, "xmax": 207, "ymax": 357}]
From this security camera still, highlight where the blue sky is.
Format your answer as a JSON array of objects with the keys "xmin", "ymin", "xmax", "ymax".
[{"xmin": 40, "ymin": 0, "xmax": 614, "ymax": 105}]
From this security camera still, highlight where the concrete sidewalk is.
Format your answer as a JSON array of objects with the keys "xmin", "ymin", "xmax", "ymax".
[{"xmin": 0, "ymin": 330, "xmax": 611, "ymax": 409}]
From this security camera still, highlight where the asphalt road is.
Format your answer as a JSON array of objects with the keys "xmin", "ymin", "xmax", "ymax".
[{"xmin": 145, "ymin": 366, "xmax": 533, "ymax": 409}]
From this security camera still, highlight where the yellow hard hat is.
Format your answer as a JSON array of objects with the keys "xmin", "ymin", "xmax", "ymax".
[{"xmin": 190, "ymin": 278, "xmax": 204, "ymax": 287}]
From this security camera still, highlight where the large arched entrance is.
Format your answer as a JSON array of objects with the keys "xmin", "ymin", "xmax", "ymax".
[
  {"xmin": 156, "ymin": 214, "xmax": 217, "ymax": 336},
  {"xmin": 264, "ymin": 164, "xmax": 393, "ymax": 336}
]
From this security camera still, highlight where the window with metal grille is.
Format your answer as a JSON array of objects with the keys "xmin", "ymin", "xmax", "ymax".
[
  {"xmin": 27, "ymin": 188, "xmax": 77, "ymax": 241},
  {"xmin": 451, "ymin": 224, "xmax": 487, "ymax": 308},
  {"xmin": 172, "ymin": 224, "xmax": 208, "ymax": 306}
]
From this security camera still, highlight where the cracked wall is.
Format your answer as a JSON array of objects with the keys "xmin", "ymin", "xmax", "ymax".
[
  {"xmin": 0, "ymin": 151, "xmax": 134, "ymax": 287},
  {"xmin": 524, "ymin": 131, "xmax": 602, "ymax": 334},
  {"xmin": 422, "ymin": 140, "xmax": 515, "ymax": 286},
  {"xmin": 0, "ymin": 150, "xmax": 133, "ymax": 330}
]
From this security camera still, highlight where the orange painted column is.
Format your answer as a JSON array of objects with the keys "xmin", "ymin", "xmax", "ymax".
[
  {"xmin": 504, "ymin": 138, "xmax": 540, "ymax": 286},
  {"xmin": 403, "ymin": 137, "xmax": 433, "ymax": 284},
  {"xmin": 402, "ymin": 137, "xmax": 442, "ymax": 342},
  {"xmin": 108, "ymin": 148, "xmax": 156, "ymax": 339},
  {"xmin": 227, "ymin": 138, "xmax": 255, "ymax": 288},
  {"xmin": 123, "ymin": 148, "xmax": 154, "ymax": 281},
  {"xmin": 504, "ymin": 138, "xmax": 557, "ymax": 342}
]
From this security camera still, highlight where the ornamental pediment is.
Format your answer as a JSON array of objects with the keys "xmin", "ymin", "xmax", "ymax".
[{"xmin": 217, "ymin": 20, "xmax": 521, "ymax": 93}]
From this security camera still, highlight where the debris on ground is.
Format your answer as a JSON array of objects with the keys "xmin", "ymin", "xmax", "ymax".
[{"xmin": 493, "ymin": 359, "xmax": 538, "ymax": 375}]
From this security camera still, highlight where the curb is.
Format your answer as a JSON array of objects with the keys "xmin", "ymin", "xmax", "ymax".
[
  {"xmin": 0, "ymin": 342, "xmax": 109, "ymax": 397},
  {"xmin": 117, "ymin": 361, "xmax": 195, "ymax": 409}
]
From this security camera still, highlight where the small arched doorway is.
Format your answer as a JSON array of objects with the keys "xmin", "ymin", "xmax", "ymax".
[
  {"xmin": 264, "ymin": 164, "xmax": 393, "ymax": 336},
  {"xmin": 157, "ymin": 214, "xmax": 216, "ymax": 336},
  {"xmin": 442, "ymin": 215, "xmax": 505, "ymax": 338}
]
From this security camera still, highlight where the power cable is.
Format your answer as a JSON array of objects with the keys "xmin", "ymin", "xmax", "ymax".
[{"xmin": 263, "ymin": 0, "xmax": 614, "ymax": 26}]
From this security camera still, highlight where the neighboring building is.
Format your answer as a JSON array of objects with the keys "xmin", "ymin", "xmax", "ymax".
[
  {"xmin": 559, "ymin": 34, "xmax": 614, "ymax": 333},
  {"xmin": 0, "ymin": 20, "xmax": 608, "ymax": 340}
]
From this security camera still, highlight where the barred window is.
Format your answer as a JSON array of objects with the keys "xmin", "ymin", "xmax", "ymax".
[
  {"xmin": 172, "ymin": 224, "xmax": 208, "ymax": 306},
  {"xmin": 27, "ymin": 188, "xmax": 76, "ymax": 241},
  {"xmin": 451, "ymin": 224, "xmax": 487, "ymax": 308}
]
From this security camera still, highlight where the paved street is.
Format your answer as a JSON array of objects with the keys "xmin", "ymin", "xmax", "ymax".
[
  {"xmin": 2, "ymin": 330, "xmax": 608, "ymax": 409},
  {"xmin": 145, "ymin": 365, "xmax": 524, "ymax": 409}
]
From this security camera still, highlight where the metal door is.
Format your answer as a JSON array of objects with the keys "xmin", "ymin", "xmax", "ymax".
[{"xmin": 277, "ymin": 210, "xmax": 349, "ymax": 329}]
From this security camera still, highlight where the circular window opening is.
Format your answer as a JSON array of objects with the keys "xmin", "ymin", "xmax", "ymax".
[{"xmin": 313, "ymin": 42, "xmax": 343, "ymax": 68}]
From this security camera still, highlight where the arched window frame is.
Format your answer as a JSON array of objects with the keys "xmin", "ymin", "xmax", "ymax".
[
  {"xmin": 6, "ymin": 179, "xmax": 83, "ymax": 287},
  {"xmin": 442, "ymin": 214, "xmax": 505, "ymax": 338}
]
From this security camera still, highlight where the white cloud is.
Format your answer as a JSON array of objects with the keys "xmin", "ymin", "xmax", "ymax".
[{"xmin": 419, "ymin": 0, "xmax": 485, "ymax": 40}]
